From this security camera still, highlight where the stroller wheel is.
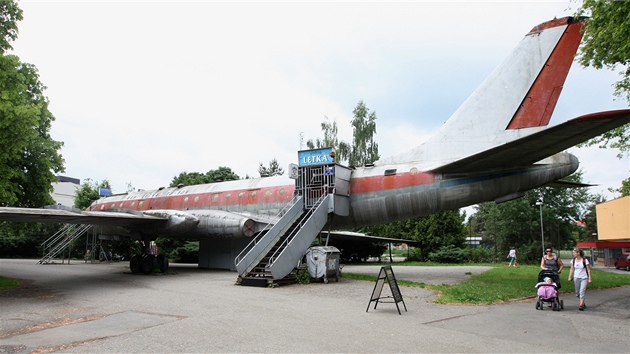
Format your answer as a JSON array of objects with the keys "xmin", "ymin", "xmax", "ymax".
[
  {"xmin": 535, "ymin": 301, "xmax": 540, "ymax": 310},
  {"xmin": 560, "ymin": 300, "xmax": 564, "ymax": 310},
  {"xmin": 552, "ymin": 301, "xmax": 558, "ymax": 311}
]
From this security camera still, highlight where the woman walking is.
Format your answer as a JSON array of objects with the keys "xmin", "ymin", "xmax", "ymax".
[
  {"xmin": 541, "ymin": 247, "xmax": 564, "ymax": 273},
  {"xmin": 568, "ymin": 248, "xmax": 592, "ymax": 311}
]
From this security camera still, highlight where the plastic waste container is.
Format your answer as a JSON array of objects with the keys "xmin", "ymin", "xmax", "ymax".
[{"xmin": 305, "ymin": 246, "xmax": 341, "ymax": 284}]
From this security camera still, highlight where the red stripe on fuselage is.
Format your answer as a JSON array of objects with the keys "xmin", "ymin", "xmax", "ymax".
[
  {"xmin": 350, "ymin": 171, "xmax": 436, "ymax": 194},
  {"xmin": 89, "ymin": 185, "xmax": 296, "ymax": 211},
  {"xmin": 89, "ymin": 171, "xmax": 437, "ymax": 211}
]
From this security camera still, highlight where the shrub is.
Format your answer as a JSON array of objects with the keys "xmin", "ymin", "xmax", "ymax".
[
  {"xmin": 295, "ymin": 269, "xmax": 311, "ymax": 284},
  {"xmin": 428, "ymin": 245, "xmax": 468, "ymax": 263}
]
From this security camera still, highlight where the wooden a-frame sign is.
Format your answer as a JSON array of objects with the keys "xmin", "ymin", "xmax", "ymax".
[{"xmin": 366, "ymin": 265, "xmax": 407, "ymax": 315}]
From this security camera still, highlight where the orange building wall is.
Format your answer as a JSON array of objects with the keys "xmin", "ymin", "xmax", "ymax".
[{"xmin": 596, "ymin": 196, "xmax": 630, "ymax": 241}]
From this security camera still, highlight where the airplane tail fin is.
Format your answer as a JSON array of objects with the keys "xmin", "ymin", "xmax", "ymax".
[{"xmin": 379, "ymin": 17, "xmax": 586, "ymax": 169}]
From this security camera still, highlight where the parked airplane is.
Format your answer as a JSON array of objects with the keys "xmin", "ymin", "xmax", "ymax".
[{"xmin": 1, "ymin": 17, "xmax": 630, "ymax": 280}]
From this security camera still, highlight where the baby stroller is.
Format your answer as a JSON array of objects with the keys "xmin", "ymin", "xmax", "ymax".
[{"xmin": 535, "ymin": 269, "xmax": 564, "ymax": 311}]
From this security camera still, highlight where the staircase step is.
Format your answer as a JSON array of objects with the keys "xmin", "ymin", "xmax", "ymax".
[
  {"xmin": 239, "ymin": 277, "xmax": 270, "ymax": 287},
  {"xmin": 238, "ymin": 274, "xmax": 298, "ymax": 287}
]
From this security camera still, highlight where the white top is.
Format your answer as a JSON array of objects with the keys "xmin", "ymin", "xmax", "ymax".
[{"xmin": 572, "ymin": 258, "xmax": 590, "ymax": 279}]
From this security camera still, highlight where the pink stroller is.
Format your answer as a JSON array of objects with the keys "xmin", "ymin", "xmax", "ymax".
[{"xmin": 535, "ymin": 270, "xmax": 564, "ymax": 311}]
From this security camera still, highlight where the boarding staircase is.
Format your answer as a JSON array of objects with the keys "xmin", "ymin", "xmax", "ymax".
[
  {"xmin": 235, "ymin": 194, "xmax": 333, "ymax": 287},
  {"xmin": 235, "ymin": 155, "xmax": 351, "ymax": 287},
  {"xmin": 38, "ymin": 224, "xmax": 92, "ymax": 264}
]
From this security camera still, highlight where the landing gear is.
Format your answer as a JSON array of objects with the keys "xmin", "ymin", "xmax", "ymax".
[
  {"xmin": 129, "ymin": 253, "xmax": 169, "ymax": 274},
  {"xmin": 156, "ymin": 254, "xmax": 169, "ymax": 273},
  {"xmin": 130, "ymin": 254, "xmax": 142, "ymax": 273},
  {"xmin": 128, "ymin": 239, "xmax": 169, "ymax": 274},
  {"xmin": 141, "ymin": 254, "xmax": 156, "ymax": 274}
]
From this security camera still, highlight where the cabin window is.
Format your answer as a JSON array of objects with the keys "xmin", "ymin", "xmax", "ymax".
[
  {"xmin": 384, "ymin": 169, "xmax": 397, "ymax": 176},
  {"xmin": 194, "ymin": 196, "xmax": 199, "ymax": 203},
  {"xmin": 213, "ymin": 194, "xmax": 219, "ymax": 203},
  {"xmin": 265, "ymin": 190, "xmax": 272, "ymax": 197},
  {"xmin": 279, "ymin": 189, "xmax": 286, "ymax": 195},
  {"xmin": 251, "ymin": 191, "xmax": 257, "ymax": 198},
  {"xmin": 238, "ymin": 192, "xmax": 244, "ymax": 198},
  {"xmin": 184, "ymin": 197, "xmax": 189, "ymax": 204}
]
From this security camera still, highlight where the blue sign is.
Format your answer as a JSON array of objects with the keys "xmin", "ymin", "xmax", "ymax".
[
  {"xmin": 298, "ymin": 147, "xmax": 335, "ymax": 167},
  {"xmin": 98, "ymin": 188, "xmax": 112, "ymax": 197}
]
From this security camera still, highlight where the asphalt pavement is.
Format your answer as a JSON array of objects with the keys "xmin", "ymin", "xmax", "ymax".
[{"xmin": 1, "ymin": 259, "xmax": 629, "ymax": 353}]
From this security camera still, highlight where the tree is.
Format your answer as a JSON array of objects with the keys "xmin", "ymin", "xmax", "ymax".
[
  {"xmin": 615, "ymin": 178, "xmax": 630, "ymax": 197},
  {"xmin": 362, "ymin": 210, "xmax": 467, "ymax": 261},
  {"xmin": 74, "ymin": 179, "xmax": 111, "ymax": 210},
  {"xmin": 349, "ymin": 100, "xmax": 379, "ymax": 167},
  {"xmin": 469, "ymin": 172, "xmax": 593, "ymax": 262},
  {"xmin": 307, "ymin": 101, "xmax": 379, "ymax": 167},
  {"xmin": 578, "ymin": 1, "xmax": 630, "ymax": 103},
  {"xmin": 170, "ymin": 167, "xmax": 239, "ymax": 187},
  {"xmin": 306, "ymin": 117, "xmax": 350, "ymax": 164},
  {"xmin": 258, "ymin": 158, "xmax": 285, "ymax": 177},
  {"xmin": 0, "ymin": 1, "xmax": 64, "ymax": 209},
  {"xmin": 575, "ymin": 1, "xmax": 630, "ymax": 162},
  {"xmin": 0, "ymin": 1, "xmax": 22, "ymax": 54},
  {"xmin": 575, "ymin": 1, "xmax": 630, "ymax": 193}
]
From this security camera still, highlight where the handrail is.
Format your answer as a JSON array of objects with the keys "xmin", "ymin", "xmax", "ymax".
[
  {"xmin": 234, "ymin": 195, "xmax": 301, "ymax": 266},
  {"xmin": 267, "ymin": 193, "xmax": 328, "ymax": 266},
  {"xmin": 41, "ymin": 224, "xmax": 75, "ymax": 255},
  {"xmin": 39, "ymin": 224, "xmax": 92, "ymax": 264}
]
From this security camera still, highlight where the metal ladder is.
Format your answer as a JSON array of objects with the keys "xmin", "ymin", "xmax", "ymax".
[{"xmin": 38, "ymin": 224, "xmax": 92, "ymax": 264}]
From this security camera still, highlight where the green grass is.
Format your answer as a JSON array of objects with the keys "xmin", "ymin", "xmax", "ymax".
[
  {"xmin": 0, "ymin": 275, "xmax": 21, "ymax": 289},
  {"xmin": 344, "ymin": 264, "xmax": 630, "ymax": 304}
]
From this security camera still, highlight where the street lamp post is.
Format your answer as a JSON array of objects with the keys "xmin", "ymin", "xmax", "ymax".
[{"xmin": 536, "ymin": 199, "xmax": 545, "ymax": 256}]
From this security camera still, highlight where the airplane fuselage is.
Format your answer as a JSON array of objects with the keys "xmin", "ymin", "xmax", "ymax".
[{"xmin": 88, "ymin": 152, "xmax": 578, "ymax": 239}]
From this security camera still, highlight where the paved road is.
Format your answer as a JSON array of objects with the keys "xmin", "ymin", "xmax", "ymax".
[{"xmin": 1, "ymin": 259, "xmax": 629, "ymax": 353}]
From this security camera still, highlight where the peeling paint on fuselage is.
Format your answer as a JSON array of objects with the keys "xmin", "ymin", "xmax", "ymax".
[{"xmin": 89, "ymin": 152, "xmax": 578, "ymax": 238}]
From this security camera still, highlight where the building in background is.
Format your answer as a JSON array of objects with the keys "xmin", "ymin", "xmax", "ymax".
[
  {"xmin": 51, "ymin": 176, "xmax": 80, "ymax": 207},
  {"xmin": 578, "ymin": 196, "xmax": 630, "ymax": 267}
]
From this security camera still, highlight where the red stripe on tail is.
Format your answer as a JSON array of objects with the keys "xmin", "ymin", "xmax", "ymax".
[{"xmin": 507, "ymin": 18, "xmax": 585, "ymax": 130}]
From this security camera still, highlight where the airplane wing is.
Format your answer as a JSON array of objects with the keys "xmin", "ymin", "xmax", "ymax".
[
  {"xmin": 0, "ymin": 206, "xmax": 167, "ymax": 227},
  {"xmin": 432, "ymin": 109, "xmax": 630, "ymax": 174},
  {"xmin": 320, "ymin": 231, "xmax": 421, "ymax": 247}
]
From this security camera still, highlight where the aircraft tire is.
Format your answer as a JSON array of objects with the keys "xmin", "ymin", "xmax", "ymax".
[
  {"xmin": 156, "ymin": 254, "xmax": 169, "ymax": 273},
  {"xmin": 141, "ymin": 254, "xmax": 156, "ymax": 274},
  {"xmin": 130, "ymin": 254, "xmax": 142, "ymax": 273}
]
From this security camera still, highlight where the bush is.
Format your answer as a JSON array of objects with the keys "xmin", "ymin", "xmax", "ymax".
[
  {"xmin": 406, "ymin": 248, "xmax": 425, "ymax": 262},
  {"xmin": 428, "ymin": 245, "xmax": 468, "ymax": 263},
  {"xmin": 467, "ymin": 247, "xmax": 495, "ymax": 263},
  {"xmin": 295, "ymin": 269, "xmax": 311, "ymax": 284}
]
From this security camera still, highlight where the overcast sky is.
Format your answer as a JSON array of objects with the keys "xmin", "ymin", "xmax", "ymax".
[{"xmin": 10, "ymin": 1, "xmax": 630, "ymax": 201}]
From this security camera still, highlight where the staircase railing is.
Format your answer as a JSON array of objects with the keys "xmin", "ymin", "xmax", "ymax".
[
  {"xmin": 267, "ymin": 193, "xmax": 328, "ymax": 267},
  {"xmin": 39, "ymin": 224, "xmax": 92, "ymax": 264},
  {"xmin": 234, "ymin": 195, "xmax": 302, "ymax": 273}
]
